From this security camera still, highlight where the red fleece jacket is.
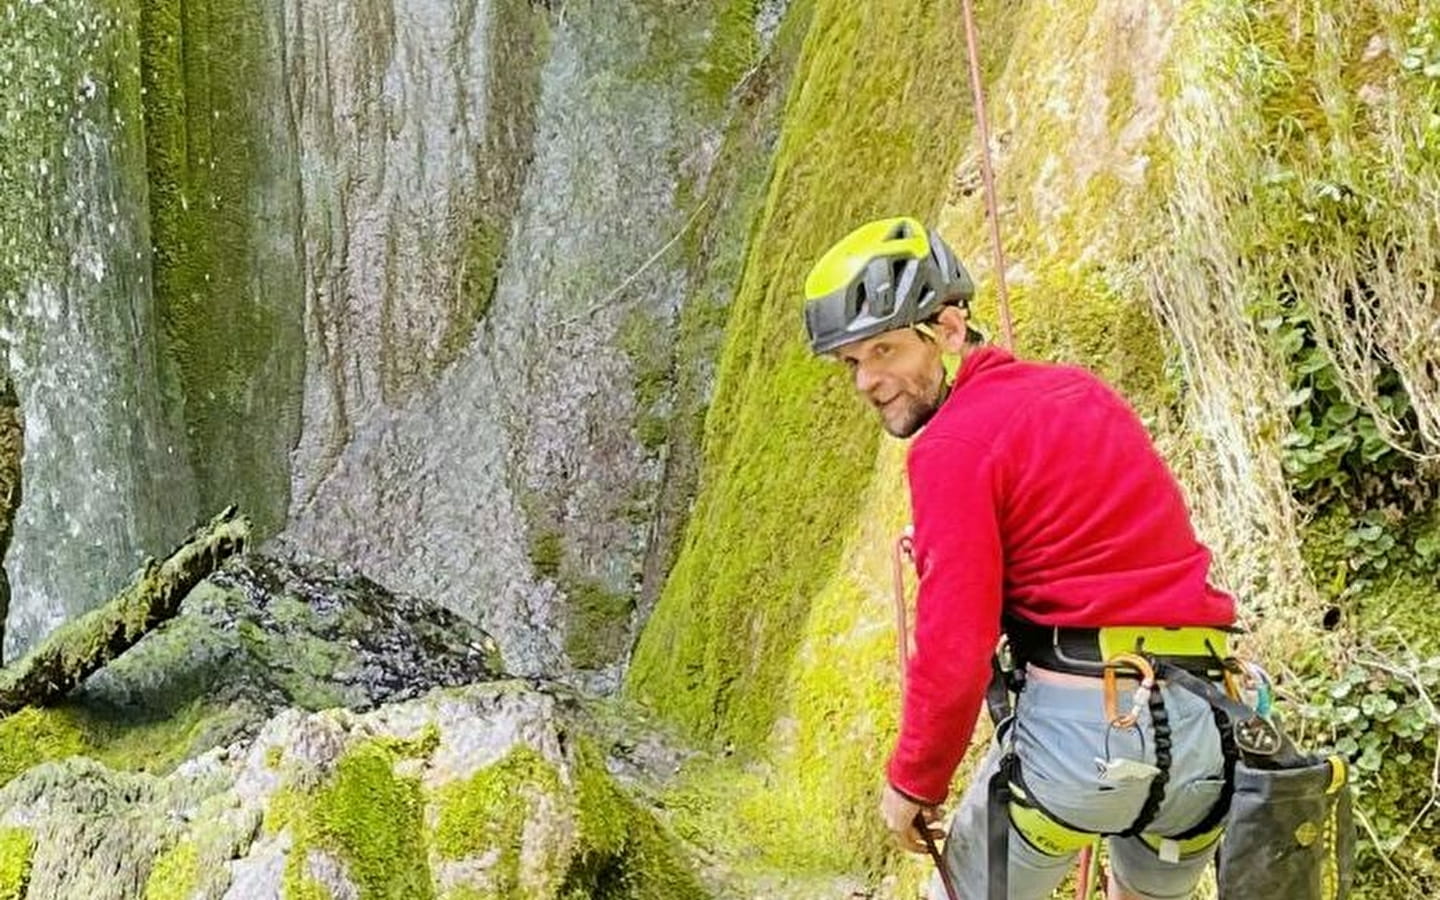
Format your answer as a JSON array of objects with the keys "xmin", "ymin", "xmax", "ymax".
[{"xmin": 886, "ymin": 347, "xmax": 1236, "ymax": 804}]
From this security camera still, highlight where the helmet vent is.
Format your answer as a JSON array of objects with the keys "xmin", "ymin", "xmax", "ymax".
[{"xmin": 887, "ymin": 222, "xmax": 912, "ymax": 241}]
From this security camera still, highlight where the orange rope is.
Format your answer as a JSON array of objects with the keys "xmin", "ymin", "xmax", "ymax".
[{"xmin": 958, "ymin": 0, "xmax": 1015, "ymax": 352}]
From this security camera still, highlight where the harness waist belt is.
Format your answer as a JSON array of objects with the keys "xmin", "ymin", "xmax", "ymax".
[{"xmin": 1005, "ymin": 620, "xmax": 1233, "ymax": 677}]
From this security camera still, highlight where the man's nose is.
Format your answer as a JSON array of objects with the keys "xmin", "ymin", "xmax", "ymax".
[{"xmin": 854, "ymin": 363, "xmax": 881, "ymax": 395}]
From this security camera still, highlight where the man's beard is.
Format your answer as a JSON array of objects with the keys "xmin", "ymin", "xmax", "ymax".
[{"xmin": 880, "ymin": 388, "xmax": 943, "ymax": 438}]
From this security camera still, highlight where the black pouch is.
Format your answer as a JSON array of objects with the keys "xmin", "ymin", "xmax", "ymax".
[
  {"xmin": 1218, "ymin": 753, "xmax": 1354, "ymax": 899},
  {"xmin": 1164, "ymin": 666, "xmax": 1356, "ymax": 900}
]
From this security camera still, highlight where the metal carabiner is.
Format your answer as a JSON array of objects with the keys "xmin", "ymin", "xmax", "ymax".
[{"xmin": 1103, "ymin": 652, "xmax": 1157, "ymax": 729}]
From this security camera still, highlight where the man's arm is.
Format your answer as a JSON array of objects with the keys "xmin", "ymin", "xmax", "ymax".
[{"xmin": 885, "ymin": 435, "xmax": 1005, "ymax": 804}]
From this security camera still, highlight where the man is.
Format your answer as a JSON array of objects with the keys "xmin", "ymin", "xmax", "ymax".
[{"xmin": 802, "ymin": 217, "xmax": 1237, "ymax": 900}]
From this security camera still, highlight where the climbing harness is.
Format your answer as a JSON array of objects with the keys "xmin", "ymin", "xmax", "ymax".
[{"xmin": 891, "ymin": 531, "xmax": 1352, "ymax": 900}]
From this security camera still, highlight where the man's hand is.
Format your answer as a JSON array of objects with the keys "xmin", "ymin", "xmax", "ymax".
[{"xmin": 880, "ymin": 783, "xmax": 946, "ymax": 854}]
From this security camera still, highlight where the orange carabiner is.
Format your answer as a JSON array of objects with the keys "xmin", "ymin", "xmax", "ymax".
[{"xmin": 1103, "ymin": 653, "xmax": 1157, "ymax": 729}]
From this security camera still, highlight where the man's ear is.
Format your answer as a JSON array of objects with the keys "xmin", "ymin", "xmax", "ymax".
[{"xmin": 932, "ymin": 305, "xmax": 971, "ymax": 353}]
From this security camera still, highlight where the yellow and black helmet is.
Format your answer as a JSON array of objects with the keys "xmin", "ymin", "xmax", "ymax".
[{"xmin": 802, "ymin": 216, "xmax": 973, "ymax": 354}]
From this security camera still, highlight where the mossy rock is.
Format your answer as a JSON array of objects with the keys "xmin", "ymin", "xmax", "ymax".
[
  {"xmin": 0, "ymin": 552, "xmax": 503, "ymax": 786},
  {"xmin": 0, "ymin": 683, "xmax": 704, "ymax": 900}
]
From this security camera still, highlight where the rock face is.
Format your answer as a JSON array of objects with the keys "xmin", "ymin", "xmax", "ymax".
[
  {"xmin": 280, "ymin": 0, "xmax": 721, "ymax": 687},
  {"xmin": 0, "ymin": 0, "xmax": 199, "ymax": 661},
  {"xmin": 2, "ymin": 0, "xmax": 741, "ymax": 687}
]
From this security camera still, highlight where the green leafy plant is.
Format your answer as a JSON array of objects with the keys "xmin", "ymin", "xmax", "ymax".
[
  {"xmin": 1256, "ymin": 303, "xmax": 1412, "ymax": 502},
  {"xmin": 1290, "ymin": 657, "xmax": 1440, "ymax": 893}
]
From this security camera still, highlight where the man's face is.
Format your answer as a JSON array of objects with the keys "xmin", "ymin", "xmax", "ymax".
[{"xmin": 833, "ymin": 328, "xmax": 946, "ymax": 438}]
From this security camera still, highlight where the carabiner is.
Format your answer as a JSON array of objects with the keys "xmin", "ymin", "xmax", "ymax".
[{"xmin": 1103, "ymin": 652, "xmax": 1157, "ymax": 729}]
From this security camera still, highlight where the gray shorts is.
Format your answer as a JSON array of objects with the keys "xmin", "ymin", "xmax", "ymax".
[{"xmin": 930, "ymin": 666, "xmax": 1226, "ymax": 900}]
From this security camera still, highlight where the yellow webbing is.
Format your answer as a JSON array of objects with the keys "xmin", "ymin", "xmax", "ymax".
[{"xmin": 1097, "ymin": 626, "xmax": 1231, "ymax": 661}]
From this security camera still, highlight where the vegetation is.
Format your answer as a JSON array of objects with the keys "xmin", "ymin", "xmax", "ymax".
[{"xmin": 636, "ymin": 0, "xmax": 1440, "ymax": 895}]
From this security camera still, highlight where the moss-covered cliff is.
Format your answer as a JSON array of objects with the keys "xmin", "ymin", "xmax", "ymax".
[
  {"xmin": 629, "ymin": 0, "xmax": 1440, "ymax": 895},
  {"xmin": 138, "ymin": 0, "xmax": 304, "ymax": 539}
]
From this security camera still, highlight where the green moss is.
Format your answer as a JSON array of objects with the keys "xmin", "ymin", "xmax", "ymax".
[
  {"xmin": 283, "ymin": 869, "xmax": 333, "ymax": 900},
  {"xmin": 440, "ymin": 218, "xmax": 506, "ymax": 364},
  {"xmin": 558, "ymin": 741, "xmax": 707, "ymax": 900},
  {"xmin": 0, "ymin": 707, "xmax": 88, "ymax": 788},
  {"xmin": 564, "ymin": 580, "xmax": 635, "ymax": 671},
  {"xmin": 695, "ymin": 0, "xmax": 762, "ymax": 107},
  {"xmin": 627, "ymin": 0, "xmax": 973, "ymax": 752},
  {"xmin": 84, "ymin": 696, "xmax": 252, "ymax": 775},
  {"xmin": 375, "ymin": 724, "xmax": 442, "ymax": 760},
  {"xmin": 263, "ymin": 786, "xmax": 303, "ymax": 837},
  {"xmin": 636, "ymin": 415, "xmax": 670, "ymax": 454},
  {"xmin": 143, "ymin": 840, "xmax": 201, "ymax": 900},
  {"xmin": 0, "ymin": 3, "xmax": 76, "ymax": 302},
  {"xmin": 433, "ymin": 746, "xmax": 560, "ymax": 899},
  {"xmin": 1006, "ymin": 260, "xmax": 1171, "ymax": 418},
  {"xmin": 283, "ymin": 740, "xmax": 434, "ymax": 900},
  {"xmin": 619, "ymin": 307, "xmax": 676, "ymax": 458},
  {"xmin": 0, "ymin": 694, "xmax": 253, "ymax": 790},
  {"xmin": 642, "ymin": 2, "xmax": 818, "ymax": 625},
  {"xmin": 736, "ymin": 577, "xmax": 901, "ymax": 875},
  {"xmin": 139, "ymin": 0, "xmax": 303, "ymax": 538},
  {"xmin": 529, "ymin": 530, "xmax": 564, "ymax": 580},
  {"xmin": 235, "ymin": 619, "xmax": 352, "ymax": 711},
  {"xmin": 972, "ymin": 0, "xmax": 1024, "ymax": 87},
  {"xmin": 431, "ymin": 738, "xmax": 703, "ymax": 899},
  {"xmin": 0, "ymin": 828, "xmax": 34, "ymax": 900}
]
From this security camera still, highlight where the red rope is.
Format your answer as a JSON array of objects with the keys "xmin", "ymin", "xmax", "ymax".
[
  {"xmin": 958, "ymin": 0, "xmax": 1015, "ymax": 352},
  {"xmin": 891, "ymin": 10, "xmax": 1021, "ymax": 896}
]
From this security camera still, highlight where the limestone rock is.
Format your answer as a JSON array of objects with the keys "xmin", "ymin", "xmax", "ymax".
[{"xmin": 0, "ymin": 683, "xmax": 704, "ymax": 900}]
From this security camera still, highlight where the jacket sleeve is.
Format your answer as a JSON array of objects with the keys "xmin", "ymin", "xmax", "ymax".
[{"xmin": 885, "ymin": 435, "xmax": 1005, "ymax": 804}]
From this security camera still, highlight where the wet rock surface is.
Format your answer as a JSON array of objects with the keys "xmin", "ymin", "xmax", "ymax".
[{"xmin": 74, "ymin": 551, "xmax": 504, "ymax": 761}]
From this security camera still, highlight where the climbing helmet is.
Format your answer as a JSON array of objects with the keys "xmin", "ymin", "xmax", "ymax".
[{"xmin": 802, "ymin": 216, "xmax": 973, "ymax": 355}]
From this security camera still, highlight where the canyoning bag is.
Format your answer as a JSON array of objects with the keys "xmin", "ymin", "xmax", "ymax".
[{"xmin": 1164, "ymin": 666, "xmax": 1355, "ymax": 900}]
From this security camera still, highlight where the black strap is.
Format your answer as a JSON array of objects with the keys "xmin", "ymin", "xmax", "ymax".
[
  {"xmin": 986, "ymin": 653, "xmax": 1015, "ymax": 725},
  {"xmin": 1172, "ymin": 701, "xmax": 1238, "ymax": 840},
  {"xmin": 1122, "ymin": 677, "xmax": 1171, "ymax": 836},
  {"xmin": 1160, "ymin": 664, "xmax": 1309, "ymax": 769},
  {"xmin": 988, "ymin": 753, "xmax": 1016, "ymax": 900}
]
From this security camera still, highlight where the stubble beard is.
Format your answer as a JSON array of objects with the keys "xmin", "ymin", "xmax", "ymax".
[{"xmin": 880, "ymin": 387, "xmax": 943, "ymax": 439}]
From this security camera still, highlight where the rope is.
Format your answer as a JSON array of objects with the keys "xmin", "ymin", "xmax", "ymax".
[
  {"xmin": 887, "ymin": 9, "xmax": 1016, "ymax": 898},
  {"xmin": 958, "ymin": 0, "xmax": 1015, "ymax": 352},
  {"xmin": 578, "ymin": 198, "xmax": 711, "ymax": 320}
]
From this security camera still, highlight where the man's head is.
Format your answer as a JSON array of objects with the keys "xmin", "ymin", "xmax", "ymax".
[{"xmin": 802, "ymin": 217, "xmax": 977, "ymax": 437}]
